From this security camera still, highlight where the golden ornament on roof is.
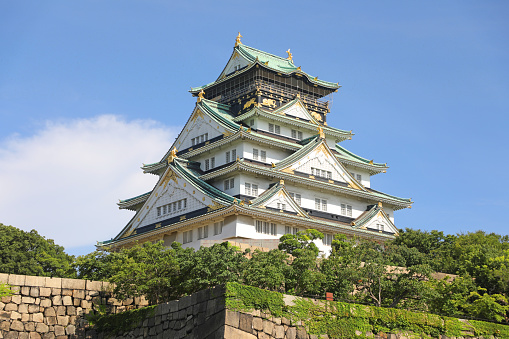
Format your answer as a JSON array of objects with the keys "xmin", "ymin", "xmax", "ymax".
[
  {"xmin": 197, "ymin": 89, "xmax": 205, "ymax": 103},
  {"xmin": 317, "ymin": 126, "xmax": 325, "ymax": 139},
  {"xmin": 279, "ymin": 179, "xmax": 285, "ymax": 185},
  {"xmin": 286, "ymin": 49, "xmax": 293, "ymax": 61},
  {"xmin": 235, "ymin": 32, "xmax": 243, "ymax": 47},
  {"xmin": 167, "ymin": 147, "xmax": 178, "ymax": 164}
]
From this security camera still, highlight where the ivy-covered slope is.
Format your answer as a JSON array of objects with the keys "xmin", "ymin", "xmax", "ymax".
[{"xmin": 225, "ymin": 282, "xmax": 509, "ymax": 338}]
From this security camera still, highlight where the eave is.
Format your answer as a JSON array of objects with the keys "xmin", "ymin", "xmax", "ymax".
[{"xmin": 200, "ymin": 160, "xmax": 412, "ymax": 210}]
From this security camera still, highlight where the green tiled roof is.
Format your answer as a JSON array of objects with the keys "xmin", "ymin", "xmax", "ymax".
[
  {"xmin": 199, "ymin": 99, "xmax": 239, "ymax": 131},
  {"xmin": 335, "ymin": 144, "xmax": 386, "ymax": 168},
  {"xmin": 119, "ymin": 191, "xmax": 151, "ymax": 203},
  {"xmin": 191, "ymin": 44, "xmax": 339, "ymax": 92},
  {"xmin": 274, "ymin": 136, "xmax": 321, "ymax": 170}
]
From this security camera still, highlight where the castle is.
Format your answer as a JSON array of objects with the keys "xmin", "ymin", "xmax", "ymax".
[{"xmin": 99, "ymin": 34, "xmax": 412, "ymax": 254}]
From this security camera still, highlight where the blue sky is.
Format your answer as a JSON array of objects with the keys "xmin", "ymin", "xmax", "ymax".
[{"xmin": 1, "ymin": 1, "xmax": 508, "ymax": 256}]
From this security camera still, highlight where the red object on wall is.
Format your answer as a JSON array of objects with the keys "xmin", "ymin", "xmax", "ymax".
[{"xmin": 326, "ymin": 292, "xmax": 333, "ymax": 301}]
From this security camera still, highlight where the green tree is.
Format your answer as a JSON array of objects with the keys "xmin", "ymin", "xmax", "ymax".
[
  {"xmin": 74, "ymin": 250, "xmax": 125, "ymax": 281},
  {"xmin": 279, "ymin": 229, "xmax": 325, "ymax": 296},
  {"xmin": 242, "ymin": 249, "xmax": 289, "ymax": 292},
  {"xmin": 465, "ymin": 288, "xmax": 509, "ymax": 322},
  {"xmin": 0, "ymin": 223, "xmax": 75, "ymax": 278},
  {"xmin": 177, "ymin": 242, "xmax": 247, "ymax": 295},
  {"xmin": 108, "ymin": 241, "xmax": 181, "ymax": 305}
]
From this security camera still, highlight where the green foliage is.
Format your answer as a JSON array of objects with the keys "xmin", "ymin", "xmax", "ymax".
[
  {"xmin": 465, "ymin": 288, "xmax": 509, "ymax": 322},
  {"xmin": 0, "ymin": 223, "xmax": 75, "ymax": 278},
  {"xmin": 225, "ymin": 282, "xmax": 509, "ymax": 338},
  {"xmin": 241, "ymin": 249, "xmax": 289, "ymax": 292},
  {"xmin": 0, "ymin": 283, "xmax": 14, "ymax": 298},
  {"xmin": 73, "ymin": 250, "xmax": 125, "ymax": 281}
]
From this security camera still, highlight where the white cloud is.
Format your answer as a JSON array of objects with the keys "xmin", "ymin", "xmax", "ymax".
[{"xmin": 0, "ymin": 115, "xmax": 178, "ymax": 253}]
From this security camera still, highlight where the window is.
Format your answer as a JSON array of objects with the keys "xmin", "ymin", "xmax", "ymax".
[
  {"xmin": 269, "ymin": 123, "xmax": 281, "ymax": 134},
  {"xmin": 323, "ymin": 233, "xmax": 333, "ymax": 246},
  {"xmin": 245, "ymin": 183, "xmax": 251, "ymax": 196},
  {"xmin": 356, "ymin": 174, "xmax": 362, "ymax": 182},
  {"xmin": 198, "ymin": 225, "xmax": 209, "ymax": 239},
  {"xmin": 183, "ymin": 230, "xmax": 193, "ymax": 244},
  {"xmin": 341, "ymin": 203, "xmax": 353, "ymax": 217},
  {"xmin": 260, "ymin": 150, "xmax": 266, "ymax": 162},
  {"xmin": 191, "ymin": 133, "xmax": 208, "ymax": 147},
  {"xmin": 290, "ymin": 192, "xmax": 301, "ymax": 206},
  {"xmin": 291, "ymin": 130, "xmax": 303, "ymax": 140},
  {"xmin": 252, "ymin": 184, "xmax": 258, "ymax": 196},
  {"xmin": 205, "ymin": 159, "xmax": 210, "ymax": 171},
  {"xmin": 253, "ymin": 148, "xmax": 259, "ymax": 160},
  {"xmin": 277, "ymin": 203, "xmax": 286, "ymax": 210},
  {"xmin": 249, "ymin": 119, "xmax": 254, "ymax": 126},
  {"xmin": 311, "ymin": 167, "xmax": 332, "ymax": 179},
  {"xmin": 157, "ymin": 199, "xmax": 187, "ymax": 217},
  {"xmin": 293, "ymin": 227, "xmax": 299, "ymax": 235},
  {"xmin": 224, "ymin": 178, "xmax": 234, "ymax": 190},
  {"xmin": 213, "ymin": 221, "xmax": 224, "ymax": 235},
  {"xmin": 315, "ymin": 198, "xmax": 327, "ymax": 211},
  {"xmin": 285, "ymin": 226, "xmax": 292, "ymax": 234},
  {"xmin": 255, "ymin": 220, "xmax": 277, "ymax": 235},
  {"xmin": 377, "ymin": 223, "xmax": 384, "ymax": 232},
  {"xmin": 210, "ymin": 157, "xmax": 215, "ymax": 168},
  {"xmin": 226, "ymin": 149, "xmax": 236, "ymax": 163}
]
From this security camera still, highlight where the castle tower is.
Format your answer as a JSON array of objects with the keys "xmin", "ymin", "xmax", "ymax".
[{"xmin": 99, "ymin": 35, "xmax": 412, "ymax": 254}]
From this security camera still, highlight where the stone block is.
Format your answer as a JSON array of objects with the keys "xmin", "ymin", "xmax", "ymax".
[
  {"xmin": 25, "ymin": 276, "xmax": 45, "ymax": 287},
  {"xmin": 44, "ymin": 307, "xmax": 56, "ymax": 317},
  {"xmin": 239, "ymin": 313, "xmax": 253, "ymax": 334},
  {"xmin": 29, "ymin": 304, "xmax": 40, "ymax": 313},
  {"xmin": 56, "ymin": 306, "xmax": 66, "ymax": 316},
  {"xmin": 25, "ymin": 322, "xmax": 35, "ymax": 331},
  {"xmin": 81, "ymin": 300, "xmax": 91, "ymax": 309},
  {"xmin": 62, "ymin": 296, "xmax": 72, "ymax": 306},
  {"xmin": 286, "ymin": 327, "xmax": 296, "ymax": 339},
  {"xmin": 10, "ymin": 311, "xmax": 21, "ymax": 320},
  {"xmin": 36, "ymin": 322, "xmax": 49, "ymax": 333},
  {"xmin": 10, "ymin": 320, "xmax": 24, "ymax": 331},
  {"xmin": 86, "ymin": 280, "xmax": 102, "ymax": 291},
  {"xmin": 32, "ymin": 313, "xmax": 44, "ymax": 323},
  {"xmin": 225, "ymin": 310, "xmax": 240, "ymax": 328},
  {"xmin": 8, "ymin": 274, "xmax": 26, "ymax": 286},
  {"xmin": 258, "ymin": 332, "xmax": 270, "ymax": 339},
  {"xmin": 54, "ymin": 325, "xmax": 65, "ymax": 336},
  {"xmin": 0, "ymin": 320, "xmax": 9, "ymax": 330},
  {"xmin": 22, "ymin": 297, "xmax": 35, "ymax": 304},
  {"xmin": 296, "ymin": 327, "xmax": 308, "ymax": 339},
  {"xmin": 66, "ymin": 324, "xmax": 76, "ymax": 335},
  {"xmin": 57, "ymin": 316, "xmax": 69, "ymax": 326},
  {"xmin": 19, "ymin": 333, "xmax": 29, "ymax": 339},
  {"xmin": 66, "ymin": 306, "xmax": 76, "ymax": 316},
  {"xmin": 42, "ymin": 333, "xmax": 54, "ymax": 339},
  {"xmin": 178, "ymin": 295, "xmax": 192, "ymax": 310},
  {"xmin": 21, "ymin": 286, "xmax": 31, "ymax": 295},
  {"xmin": 5, "ymin": 303, "xmax": 17, "ymax": 311},
  {"xmin": 274, "ymin": 325, "xmax": 285, "ymax": 338},
  {"xmin": 18, "ymin": 303, "xmax": 28, "ymax": 313},
  {"xmin": 61, "ymin": 289, "xmax": 72, "ymax": 296},
  {"xmin": 39, "ymin": 288, "xmax": 51, "ymax": 297},
  {"xmin": 44, "ymin": 278, "xmax": 61, "ymax": 289},
  {"xmin": 253, "ymin": 317, "xmax": 263, "ymax": 331},
  {"xmin": 30, "ymin": 287, "xmax": 40, "ymax": 298},
  {"xmin": 21, "ymin": 313, "xmax": 29, "ymax": 322},
  {"xmin": 0, "ymin": 301, "xmax": 4, "ymax": 311},
  {"xmin": 11, "ymin": 295, "xmax": 21, "ymax": 304},
  {"xmin": 61, "ymin": 279, "xmax": 85, "ymax": 290},
  {"xmin": 52, "ymin": 296, "xmax": 61, "ymax": 306},
  {"xmin": 29, "ymin": 333, "xmax": 42, "ymax": 339},
  {"xmin": 50, "ymin": 288, "xmax": 61, "ymax": 296},
  {"xmin": 39, "ymin": 299, "xmax": 51, "ymax": 308},
  {"xmin": 46, "ymin": 316, "xmax": 57, "ymax": 325},
  {"xmin": 224, "ymin": 325, "xmax": 257, "ymax": 339},
  {"xmin": 0, "ymin": 273, "xmax": 8, "ymax": 284},
  {"xmin": 263, "ymin": 319, "xmax": 274, "ymax": 334}
]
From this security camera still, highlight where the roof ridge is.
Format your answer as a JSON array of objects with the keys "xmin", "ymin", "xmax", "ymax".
[{"xmin": 240, "ymin": 44, "xmax": 293, "ymax": 63}]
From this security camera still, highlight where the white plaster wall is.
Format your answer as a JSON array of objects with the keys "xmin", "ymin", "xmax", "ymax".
[
  {"xmin": 177, "ymin": 116, "xmax": 224, "ymax": 151},
  {"xmin": 344, "ymin": 167, "xmax": 371, "ymax": 188},
  {"xmin": 292, "ymin": 151, "xmax": 348, "ymax": 183},
  {"xmin": 178, "ymin": 215, "xmax": 236, "ymax": 251},
  {"xmin": 241, "ymin": 140, "xmax": 293, "ymax": 164},
  {"xmin": 255, "ymin": 117, "xmax": 313, "ymax": 142},
  {"xmin": 239, "ymin": 172, "xmax": 269, "ymax": 198}
]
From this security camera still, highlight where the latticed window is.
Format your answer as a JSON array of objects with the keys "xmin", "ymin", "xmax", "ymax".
[{"xmin": 253, "ymin": 148, "xmax": 259, "ymax": 160}]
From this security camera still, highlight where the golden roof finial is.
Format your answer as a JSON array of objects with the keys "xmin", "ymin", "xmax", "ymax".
[
  {"xmin": 235, "ymin": 32, "xmax": 243, "ymax": 47},
  {"xmin": 286, "ymin": 49, "xmax": 293, "ymax": 61},
  {"xmin": 317, "ymin": 126, "xmax": 325, "ymax": 139},
  {"xmin": 369, "ymin": 160, "xmax": 374, "ymax": 165},
  {"xmin": 197, "ymin": 89, "xmax": 205, "ymax": 103},
  {"xmin": 279, "ymin": 179, "xmax": 285, "ymax": 185},
  {"xmin": 378, "ymin": 201, "xmax": 383, "ymax": 208},
  {"xmin": 167, "ymin": 147, "xmax": 178, "ymax": 164}
]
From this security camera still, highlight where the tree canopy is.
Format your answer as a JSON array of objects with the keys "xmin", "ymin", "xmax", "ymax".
[{"xmin": 0, "ymin": 223, "xmax": 75, "ymax": 278}]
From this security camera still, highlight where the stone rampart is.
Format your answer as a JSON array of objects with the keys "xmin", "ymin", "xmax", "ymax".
[{"xmin": 0, "ymin": 273, "xmax": 148, "ymax": 339}]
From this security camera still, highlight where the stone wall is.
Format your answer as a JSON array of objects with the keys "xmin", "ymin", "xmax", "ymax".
[{"xmin": 0, "ymin": 273, "xmax": 148, "ymax": 339}]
